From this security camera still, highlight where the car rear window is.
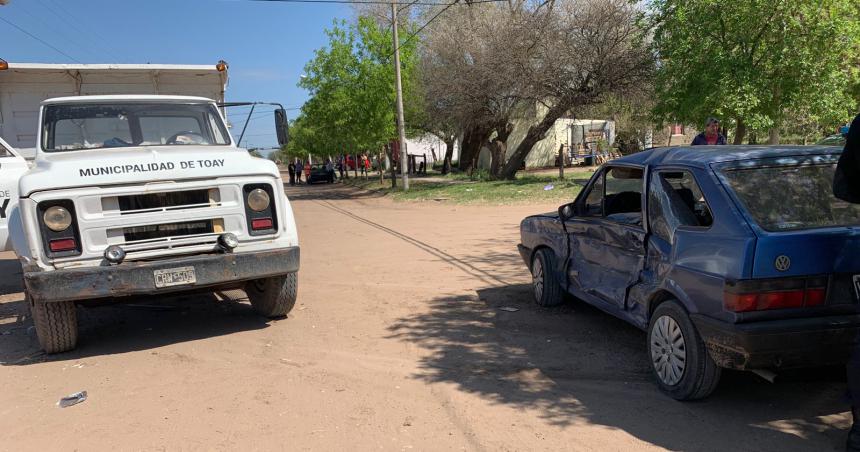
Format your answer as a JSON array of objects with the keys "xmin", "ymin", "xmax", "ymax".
[{"xmin": 721, "ymin": 156, "xmax": 860, "ymax": 232}]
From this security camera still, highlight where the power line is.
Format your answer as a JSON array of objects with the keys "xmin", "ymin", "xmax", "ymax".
[
  {"xmin": 0, "ymin": 16, "xmax": 81, "ymax": 63},
  {"xmin": 38, "ymin": 0, "xmax": 126, "ymax": 62},
  {"xmin": 384, "ymin": 0, "xmax": 458, "ymax": 60},
  {"xmin": 250, "ymin": 0, "xmax": 452, "ymax": 5},
  {"xmin": 16, "ymin": 0, "xmax": 101, "ymax": 62}
]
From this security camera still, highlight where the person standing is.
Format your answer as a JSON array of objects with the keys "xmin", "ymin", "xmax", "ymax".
[
  {"xmin": 304, "ymin": 160, "xmax": 312, "ymax": 183},
  {"xmin": 287, "ymin": 160, "xmax": 296, "ymax": 186},
  {"xmin": 833, "ymin": 112, "xmax": 860, "ymax": 451},
  {"xmin": 691, "ymin": 117, "xmax": 727, "ymax": 145}
]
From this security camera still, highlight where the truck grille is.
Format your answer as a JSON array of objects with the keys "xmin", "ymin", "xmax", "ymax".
[
  {"xmin": 116, "ymin": 189, "xmax": 216, "ymax": 215},
  {"xmin": 123, "ymin": 219, "xmax": 215, "ymax": 242}
]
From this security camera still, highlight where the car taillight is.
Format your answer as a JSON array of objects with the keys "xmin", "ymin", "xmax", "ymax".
[
  {"xmin": 38, "ymin": 200, "xmax": 82, "ymax": 258},
  {"xmin": 724, "ymin": 277, "xmax": 828, "ymax": 312}
]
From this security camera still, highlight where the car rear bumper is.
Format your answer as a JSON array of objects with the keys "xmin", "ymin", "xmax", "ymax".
[
  {"xmin": 24, "ymin": 247, "xmax": 300, "ymax": 303},
  {"xmin": 691, "ymin": 313, "xmax": 860, "ymax": 370}
]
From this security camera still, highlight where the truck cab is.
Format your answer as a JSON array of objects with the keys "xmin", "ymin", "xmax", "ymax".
[{"xmin": 10, "ymin": 94, "xmax": 300, "ymax": 353}]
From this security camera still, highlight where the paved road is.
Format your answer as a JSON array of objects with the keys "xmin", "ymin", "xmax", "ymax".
[{"xmin": 0, "ymin": 183, "xmax": 850, "ymax": 450}]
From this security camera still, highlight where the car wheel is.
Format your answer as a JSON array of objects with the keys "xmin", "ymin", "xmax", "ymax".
[
  {"xmin": 29, "ymin": 294, "xmax": 78, "ymax": 354},
  {"xmin": 648, "ymin": 300, "xmax": 721, "ymax": 400},
  {"xmin": 246, "ymin": 272, "xmax": 298, "ymax": 318},
  {"xmin": 531, "ymin": 249, "xmax": 563, "ymax": 307}
]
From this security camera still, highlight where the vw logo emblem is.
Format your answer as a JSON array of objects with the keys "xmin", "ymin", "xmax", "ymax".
[{"xmin": 774, "ymin": 255, "xmax": 791, "ymax": 272}]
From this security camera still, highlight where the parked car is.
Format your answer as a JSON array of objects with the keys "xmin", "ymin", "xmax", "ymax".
[
  {"xmin": 308, "ymin": 164, "xmax": 335, "ymax": 184},
  {"xmin": 518, "ymin": 145, "xmax": 860, "ymax": 400}
]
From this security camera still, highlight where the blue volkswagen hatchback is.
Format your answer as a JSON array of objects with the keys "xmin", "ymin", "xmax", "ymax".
[{"xmin": 518, "ymin": 145, "xmax": 860, "ymax": 400}]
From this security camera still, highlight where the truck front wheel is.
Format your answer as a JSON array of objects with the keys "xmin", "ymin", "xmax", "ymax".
[
  {"xmin": 245, "ymin": 272, "xmax": 298, "ymax": 318},
  {"xmin": 29, "ymin": 295, "xmax": 78, "ymax": 354}
]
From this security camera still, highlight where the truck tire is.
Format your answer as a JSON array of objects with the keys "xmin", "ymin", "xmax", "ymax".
[
  {"xmin": 246, "ymin": 272, "xmax": 298, "ymax": 318},
  {"xmin": 29, "ymin": 295, "xmax": 78, "ymax": 354},
  {"xmin": 648, "ymin": 300, "xmax": 721, "ymax": 400},
  {"xmin": 531, "ymin": 248, "xmax": 564, "ymax": 307}
]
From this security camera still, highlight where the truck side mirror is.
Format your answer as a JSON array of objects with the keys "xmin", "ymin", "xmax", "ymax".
[{"xmin": 275, "ymin": 108, "xmax": 289, "ymax": 147}]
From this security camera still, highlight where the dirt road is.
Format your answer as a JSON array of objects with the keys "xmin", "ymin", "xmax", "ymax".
[{"xmin": 0, "ymin": 183, "xmax": 850, "ymax": 450}]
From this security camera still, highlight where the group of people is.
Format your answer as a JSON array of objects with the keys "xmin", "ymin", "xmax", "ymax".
[
  {"xmin": 285, "ymin": 154, "xmax": 375, "ymax": 186},
  {"xmin": 286, "ymin": 159, "xmax": 311, "ymax": 186}
]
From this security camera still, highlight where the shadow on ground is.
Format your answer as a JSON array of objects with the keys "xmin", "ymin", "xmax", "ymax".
[
  {"xmin": 0, "ymin": 256, "xmax": 23, "ymax": 295},
  {"xmin": 283, "ymin": 181, "xmax": 388, "ymax": 201},
  {"xmin": 388, "ymin": 283, "xmax": 849, "ymax": 451},
  {"xmin": 0, "ymin": 290, "xmax": 273, "ymax": 366}
]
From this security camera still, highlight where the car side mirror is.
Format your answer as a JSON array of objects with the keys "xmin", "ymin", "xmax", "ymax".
[
  {"xmin": 559, "ymin": 203, "xmax": 575, "ymax": 220},
  {"xmin": 275, "ymin": 108, "xmax": 289, "ymax": 147}
]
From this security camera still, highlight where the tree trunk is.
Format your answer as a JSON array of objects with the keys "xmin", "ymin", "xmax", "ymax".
[
  {"xmin": 458, "ymin": 126, "xmax": 490, "ymax": 173},
  {"xmin": 500, "ymin": 99, "xmax": 572, "ymax": 180},
  {"xmin": 441, "ymin": 137, "xmax": 455, "ymax": 175},
  {"xmin": 488, "ymin": 123, "xmax": 513, "ymax": 179},
  {"xmin": 767, "ymin": 127, "xmax": 780, "ymax": 145},
  {"xmin": 733, "ymin": 119, "xmax": 747, "ymax": 144},
  {"xmin": 748, "ymin": 132, "xmax": 757, "ymax": 145},
  {"xmin": 558, "ymin": 143, "xmax": 565, "ymax": 180}
]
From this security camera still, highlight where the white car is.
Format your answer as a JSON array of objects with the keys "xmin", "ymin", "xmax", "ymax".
[
  {"xmin": 8, "ymin": 95, "xmax": 300, "ymax": 353},
  {"xmin": 0, "ymin": 137, "xmax": 29, "ymax": 251}
]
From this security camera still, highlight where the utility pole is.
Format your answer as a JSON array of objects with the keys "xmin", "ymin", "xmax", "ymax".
[{"xmin": 391, "ymin": 1, "xmax": 409, "ymax": 191}]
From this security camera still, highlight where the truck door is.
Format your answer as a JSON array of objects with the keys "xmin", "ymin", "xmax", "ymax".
[{"xmin": 0, "ymin": 137, "xmax": 28, "ymax": 252}]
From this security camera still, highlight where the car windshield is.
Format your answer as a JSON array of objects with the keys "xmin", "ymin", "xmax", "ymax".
[
  {"xmin": 42, "ymin": 102, "xmax": 230, "ymax": 152},
  {"xmin": 721, "ymin": 155, "xmax": 860, "ymax": 232}
]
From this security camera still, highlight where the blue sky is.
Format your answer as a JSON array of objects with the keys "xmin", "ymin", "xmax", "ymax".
[{"xmin": 0, "ymin": 0, "xmax": 350, "ymax": 150}]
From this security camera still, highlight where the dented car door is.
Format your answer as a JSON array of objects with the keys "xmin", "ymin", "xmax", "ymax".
[{"xmin": 566, "ymin": 166, "xmax": 646, "ymax": 310}]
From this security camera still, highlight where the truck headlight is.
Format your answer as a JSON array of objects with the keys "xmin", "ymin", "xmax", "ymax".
[
  {"xmin": 44, "ymin": 206, "xmax": 73, "ymax": 232},
  {"xmin": 247, "ymin": 188, "xmax": 270, "ymax": 212}
]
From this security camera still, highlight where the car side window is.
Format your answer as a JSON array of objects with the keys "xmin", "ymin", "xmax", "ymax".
[
  {"xmin": 648, "ymin": 170, "xmax": 713, "ymax": 243},
  {"xmin": 604, "ymin": 167, "xmax": 644, "ymax": 226},
  {"xmin": 583, "ymin": 172, "xmax": 604, "ymax": 216}
]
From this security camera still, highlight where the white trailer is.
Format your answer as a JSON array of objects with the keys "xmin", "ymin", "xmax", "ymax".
[{"xmin": 0, "ymin": 62, "xmax": 229, "ymax": 159}]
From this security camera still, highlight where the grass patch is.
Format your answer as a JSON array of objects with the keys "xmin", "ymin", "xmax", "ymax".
[{"xmin": 344, "ymin": 171, "xmax": 590, "ymax": 205}]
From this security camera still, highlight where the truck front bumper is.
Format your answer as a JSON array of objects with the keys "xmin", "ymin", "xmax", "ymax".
[
  {"xmin": 24, "ymin": 247, "xmax": 300, "ymax": 303},
  {"xmin": 691, "ymin": 313, "xmax": 860, "ymax": 370}
]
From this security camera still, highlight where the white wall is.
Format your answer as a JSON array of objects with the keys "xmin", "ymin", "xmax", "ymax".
[{"xmin": 404, "ymin": 134, "xmax": 459, "ymax": 164}]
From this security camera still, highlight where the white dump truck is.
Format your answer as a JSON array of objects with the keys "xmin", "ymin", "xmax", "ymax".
[{"xmin": 5, "ymin": 94, "xmax": 299, "ymax": 353}]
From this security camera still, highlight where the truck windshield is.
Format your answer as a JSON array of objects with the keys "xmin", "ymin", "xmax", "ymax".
[
  {"xmin": 721, "ymin": 156, "xmax": 860, "ymax": 232},
  {"xmin": 42, "ymin": 103, "xmax": 230, "ymax": 152}
]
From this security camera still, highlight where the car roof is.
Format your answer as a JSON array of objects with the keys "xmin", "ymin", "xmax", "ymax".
[{"xmin": 615, "ymin": 145, "xmax": 842, "ymax": 168}]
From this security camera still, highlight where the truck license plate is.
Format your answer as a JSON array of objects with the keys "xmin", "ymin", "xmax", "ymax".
[{"xmin": 154, "ymin": 266, "xmax": 197, "ymax": 288}]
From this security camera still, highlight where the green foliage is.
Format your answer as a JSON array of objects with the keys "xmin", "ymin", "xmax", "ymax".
[
  {"xmin": 647, "ymin": 0, "xmax": 860, "ymax": 136},
  {"xmin": 284, "ymin": 17, "xmax": 421, "ymax": 160}
]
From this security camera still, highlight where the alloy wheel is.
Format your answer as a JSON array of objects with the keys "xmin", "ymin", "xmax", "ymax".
[
  {"xmin": 650, "ymin": 315, "xmax": 687, "ymax": 386},
  {"xmin": 532, "ymin": 256, "xmax": 544, "ymax": 302}
]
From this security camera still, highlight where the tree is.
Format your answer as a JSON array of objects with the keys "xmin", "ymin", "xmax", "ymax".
[
  {"xmin": 647, "ymin": 0, "xmax": 860, "ymax": 144},
  {"xmin": 295, "ymin": 17, "xmax": 421, "ymax": 185},
  {"xmin": 498, "ymin": 0, "xmax": 653, "ymax": 179}
]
